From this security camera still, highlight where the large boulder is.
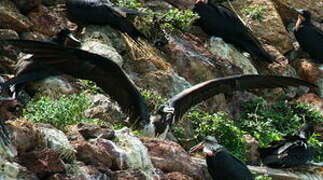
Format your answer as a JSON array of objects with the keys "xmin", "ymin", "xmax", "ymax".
[
  {"xmin": 16, "ymin": 149, "xmax": 65, "ymax": 178},
  {"xmin": 141, "ymin": 137, "xmax": 206, "ymax": 180}
]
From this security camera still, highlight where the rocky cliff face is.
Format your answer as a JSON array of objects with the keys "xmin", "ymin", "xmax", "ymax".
[{"xmin": 0, "ymin": 0, "xmax": 322, "ymax": 179}]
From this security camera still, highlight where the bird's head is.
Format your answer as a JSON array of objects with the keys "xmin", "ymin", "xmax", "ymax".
[
  {"xmin": 141, "ymin": 105, "xmax": 175, "ymax": 139},
  {"xmin": 189, "ymin": 136, "xmax": 223, "ymax": 156},
  {"xmin": 54, "ymin": 28, "xmax": 81, "ymax": 47},
  {"xmin": 296, "ymin": 9, "xmax": 311, "ymax": 22},
  {"xmin": 297, "ymin": 123, "xmax": 314, "ymax": 140}
]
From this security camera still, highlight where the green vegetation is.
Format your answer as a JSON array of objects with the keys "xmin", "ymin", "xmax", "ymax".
[
  {"xmin": 114, "ymin": 0, "xmax": 199, "ymax": 33},
  {"xmin": 255, "ymin": 175, "xmax": 272, "ymax": 180},
  {"xmin": 243, "ymin": 5, "xmax": 267, "ymax": 22},
  {"xmin": 79, "ymin": 80, "xmax": 103, "ymax": 94},
  {"xmin": 239, "ymin": 97, "xmax": 322, "ymax": 161},
  {"xmin": 189, "ymin": 111, "xmax": 247, "ymax": 161},
  {"xmin": 23, "ymin": 93, "xmax": 103, "ymax": 131},
  {"xmin": 141, "ymin": 89, "xmax": 166, "ymax": 114},
  {"xmin": 173, "ymin": 96, "xmax": 322, "ymax": 162},
  {"xmin": 158, "ymin": 9, "xmax": 200, "ymax": 32}
]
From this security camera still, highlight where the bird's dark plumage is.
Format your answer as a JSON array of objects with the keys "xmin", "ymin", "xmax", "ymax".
[
  {"xmin": 66, "ymin": 0, "xmax": 146, "ymax": 41},
  {"xmin": 1, "ymin": 40, "xmax": 150, "ymax": 127},
  {"xmin": 1, "ymin": 40, "xmax": 317, "ymax": 137},
  {"xmin": 190, "ymin": 136, "xmax": 254, "ymax": 180},
  {"xmin": 152, "ymin": 74, "xmax": 317, "ymax": 136},
  {"xmin": 0, "ymin": 29, "xmax": 80, "ymax": 100},
  {"xmin": 193, "ymin": 0, "xmax": 275, "ymax": 63},
  {"xmin": 294, "ymin": 10, "xmax": 323, "ymax": 64},
  {"xmin": 258, "ymin": 123, "xmax": 314, "ymax": 168}
]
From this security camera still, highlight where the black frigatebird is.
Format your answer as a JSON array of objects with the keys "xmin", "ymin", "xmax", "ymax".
[
  {"xmin": 0, "ymin": 40, "xmax": 317, "ymax": 137},
  {"xmin": 258, "ymin": 123, "xmax": 315, "ymax": 168},
  {"xmin": 190, "ymin": 136, "xmax": 254, "ymax": 180},
  {"xmin": 294, "ymin": 9, "xmax": 323, "ymax": 64},
  {"xmin": 192, "ymin": 0, "xmax": 276, "ymax": 63},
  {"xmin": 0, "ymin": 28, "xmax": 81, "ymax": 100}
]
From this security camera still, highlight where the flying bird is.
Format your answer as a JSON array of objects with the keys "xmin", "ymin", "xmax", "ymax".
[
  {"xmin": 294, "ymin": 9, "xmax": 323, "ymax": 64},
  {"xmin": 190, "ymin": 136, "xmax": 254, "ymax": 180},
  {"xmin": 1, "ymin": 40, "xmax": 317, "ymax": 138},
  {"xmin": 0, "ymin": 28, "xmax": 81, "ymax": 100},
  {"xmin": 193, "ymin": 0, "xmax": 276, "ymax": 63},
  {"xmin": 65, "ymin": 0, "xmax": 146, "ymax": 42},
  {"xmin": 258, "ymin": 123, "xmax": 314, "ymax": 168}
]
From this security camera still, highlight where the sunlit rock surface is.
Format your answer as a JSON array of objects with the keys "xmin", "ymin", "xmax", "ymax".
[
  {"xmin": 141, "ymin": 137, "xmax": 206, "ymax": 180},
  {"xmin": 208, "ymin": 37, "xmax": 258, "ymax": 74},
  {"xmin": 8, "ymin": 120, "xmax": 42, "ymax": 154},
  {"xmin": 16, "ymin": 149, "xmax": 65, "ymax": 178},
  {"xmin": 0, "ymin": 0, "xmax": 322, "ymax": 179},
  {"xmin": 226, "ymin": 0, "xmax": 293, "ymax": 54},
  {"xmin": 27, "ymin": 5, "xmax": 66, "ymax": 36},
  {"xmin": 84, "ymin": 94, "xmax": 125, "ymax": 125},
  {"xmin": 292, "ymin": 59, "xmax": 323, "ymax": 97},
  {"xmin": 0, "ymin": 0, "xmax": 32, "ymax": 32},
  {"xmin": 275, "ymin": 0, "xmax": 323, "ymax": 22},
  {"xmin": 37, "ymin": 123, "xmax": 76, "ymax": 161},
  {"xmin": 29, "ymin": 76, "xmax": 78, "ymax": 98}
]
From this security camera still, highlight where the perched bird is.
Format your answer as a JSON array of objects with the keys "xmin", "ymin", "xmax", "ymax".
[
  {"xmin": 66, "ymin": 0, "xmax": 146, "ymax": 42},
  {"xmin": 294, "ymin": 9, "xmax": 323, "ymax": 64},
  {"xmin": 0, "ymin": 28, "xmax": 81, "ymax": 100},
  {"xmin": 193, "ymin": 0, "xmax": 275, "ymax": 63},
  {"xmin": 258, "ymin": 123, "xmax": 314, "ymax": 168},
  {"xmin": 190, "ymin": 136, "xmax": 254, "ymax": 180},
  {"xmin": 1, "ymin": 40, "xmax": 317, "ymax": 137}
]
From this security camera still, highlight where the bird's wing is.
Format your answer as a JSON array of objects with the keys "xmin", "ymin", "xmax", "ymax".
[
  {"xmin": 166, "ymin": 74, "xmax": 316, "ymax": 122},
  {"xmin": 2, "ymin": 40, "xmax": 150, "ymax": 126}
]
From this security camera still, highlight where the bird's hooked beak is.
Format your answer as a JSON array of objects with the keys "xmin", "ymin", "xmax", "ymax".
[
  {"xmin": 65, "ymin": 32, "xmax": 81, "ymax": 47},
  {"xmin": 189, "ymin": 140, "xmax": 214, "ymax": 156},
  {"xmin": 295, "ymin": 9, "xmax": 306, "ymax": 21},
  {"xmin": 295, "ymin": 9, "xmax": 305, "ymax": 30}
]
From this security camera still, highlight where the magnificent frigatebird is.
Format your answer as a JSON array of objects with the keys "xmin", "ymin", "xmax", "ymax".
[
  {"xmin": 192, "ymin": 0, "xmax": 275, "ymax": 63},
  {"xmin": 0, "ymin": 28, "xmax": 80, "ymax": 100},
  {"xmin": 294, "ymin": 9, "xmax": 323, "ymax": 64},
  {"xmin": 190, "ymin": 136, "xmax": 254, "ymax": 180},
  {"xmin": 0, "ymin": 40, "xmax": 317, "ymax": 137},
  {"xmin": 258, "ymin": 123, "xmax": 314, "ymax": 168},
  {"xmin": 65, "ymin": 0, "xmax": 146, "ymax": 42}
]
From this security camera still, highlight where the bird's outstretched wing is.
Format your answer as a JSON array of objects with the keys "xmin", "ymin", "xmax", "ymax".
[
  {"xmin": 2, "ymin": 40, "xmax": 150, "ymax": 126},
  {"xmin": 166, "ymin": 74, "xmax": 316, "ymax": 123}
]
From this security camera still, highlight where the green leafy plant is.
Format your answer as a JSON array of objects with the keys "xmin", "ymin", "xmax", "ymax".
[
  {"xmin": 239, "ymin": 97, "xmax": 322, "ymax": 161},
  {"xmin": 114, "ymin": 0, "xmax": 199, "ymax": 33},
  {"xmin": 255, "ymin": 175, "xmax": 272, "ymax": 180},
  {"xmin": 189, "ymin": 111, "xmax": 247, "ymax": 161},
  {"xmin": 140, "ymin": 89, "xmax": 166, "ymax": 114},
  {"xmin": 243, "ymin": 5, "xmax": 267, "ymax": 22},
  {"xmin": 159, "ymin": 9, "xmax": 200, "ymax": 32},
  {"xmin": 23, "ymin": 93, "xmax": 102, "ymax": 131}
]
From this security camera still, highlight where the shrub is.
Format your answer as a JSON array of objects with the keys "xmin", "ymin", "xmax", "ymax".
[
  {"xmin": 23, "ymin": 93, "xmax": 102, "ymax": 131},
  {"xmin": 189, "ymin": 110, "xmax": 247, "ymax": 161}
]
